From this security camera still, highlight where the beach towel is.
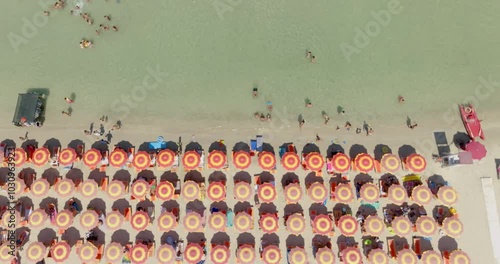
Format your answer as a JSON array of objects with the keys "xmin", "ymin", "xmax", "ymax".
[{"xmin": 226, "ymin": 210, "xmax": 234, "ymax": 227}]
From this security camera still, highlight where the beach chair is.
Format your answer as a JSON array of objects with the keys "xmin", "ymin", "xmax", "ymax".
[
  {"xmin": 338, "ymin": 242, "xmax": 347, "ymax": 259},
  {"xmin": 124, "ymin": 181, "xmax": 130, "ymax": 193},
  {"xmin": 96, "ymin": 244, "xmax": 104, "ymax": 260},
  {"xmin": 442, "ymin": 250, "xmax": 451, "ymax": 264},
  {"xmin": 148, "ymin": 242, "xmax": 155, "ymax": 257},
  {"xmin": 351, "ymin": 160, "xmax": 358, "ymax": 172},
  {"xmin": 101, "ymin": 176, "xmax": 109, "ymax": 191},
  {"xmin": 172, "ymin": 207, "xmax": 180, "ymax": 222},
  {"xmin": 412, "ymin": 237, "xmax": 422, "ymax": 258},
  {"xmin": 310, "ymin": 210, "xmax": 317, "ymax": 220},
  {"xmin": 124, "ymin": 206, "xmax": 132, "ymax": 222},
  {"xmin": 387, "ymin": 238, "xmax": 397, "ymax": 258},
  {"xmin": 378, "ymin": 179, "xmax": 388, "ymax": 197},
  {"xmin": 333, "ymin": 210, "xmax": 342, "ymax": 225},
  {"xmin": 75, "ymin": 238, "xmax": 84, "ymax": 254},
  {"xmin": 330, "ymin": 182, "xmax": 336, "ymax": 200},
  {"xmin": 148, "ymin": 207, "xmax": 155, "ymax": 222},
  {"xmin": 374, "ymin": 160, "xmax": 382, "ymax": 172}
]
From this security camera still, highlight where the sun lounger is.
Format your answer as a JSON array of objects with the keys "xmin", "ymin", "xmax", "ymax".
[
  {"xmin": 443, "ymin": 250, "xmax": 450, "ymax": 264},
  {"xmin": 387, "ymin": 238, "xmax": 397, "ymax": 258},
  {"xmin": 101, "ymin": 176, "xmax": 109, "ymax": 191},
  {"xmin": 75, "ymin": 238, "xmax": 84, "ymax": 254},
  {"xmin": 124, "ymin": 206, "xmax": 132, "ymax": 222},
  {"xmin": 148, "ymin": 242, "xmax": 155, "ymax": 257},
  {"xmin": 412, "ymin": 237, "xmax": 422, "ymax": 258},
  {"xmin": 96, "ymin": 244, "xmax": 104, "ymax": 260}
]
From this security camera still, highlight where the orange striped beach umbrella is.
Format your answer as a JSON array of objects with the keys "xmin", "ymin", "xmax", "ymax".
[
  {"xmin": 392, "ymin": 216, "xmax": 412, "ymax": 237},
  {"xmin": 55, "ymin": 210, "xmax": 74, "ymax": 229},
  {"xmin": 312, "ymin": 214, "xmax": 333, "ymax": 235},
  {"xmin": 80, "ymin": 210, "xmax": 99, "ymax": 230},
  {"xmin": 131, "ymin": 179, "xmax": 150, "ymax": 200},
  {"xmin": 31, "ymin": 178, "xmax": 50, "ymax": 197},
  {"xmin": 412, "ymin": 185, "xmax": 433, "ymax": 206},
  {"xmin": 258, "ymin": 183, "xmax": 277, "ymax": 203},
  {"xmin": 234, "ymin": 181, "xmax": 252, "ymax": 201},
  {"xmin": 306, "ymin": 152, "xmax": 324, "ymax": 171},
  {"xmin": 282, "ymin": 152, "xmax": 300, "ymax": 171},
  {"xmin": 416, "ymin": 216, "xmax": 437, "ymax": 237},
  {"xmin": 262, "ymin": 245, "xmax": 281, "ymax": 264},
  {"xmin": 364, "ymin": 215, "xmax": 385, "ymax": 237},
  {"xmin": 237, "ymin": 244, "xmax": 255, "ymax": 264},
  {"xmin": 449, "ymin": 250, "xmax": 471, "ymax": 264},
  {"xmin": 209, "ymin": 212, "xmax": 227, "ymax": 231},
  {"xmin": 331, "ymin": 153, "xmax": 350, "ymax": 173},
  {"xmin": 421, "ymin": 250, "xmax": 443, "ymax": 264},
  {"xmin": 81, "ymin": 179, "xmax": 99, "ymax": 198},
  {"xmin": 355, "ymin": 153, "xmax": 375, "ymax": 173},
  {"xmin": 51, "ymin": 241, "xmax": 71, "ymax": 262},
  {"xmin": 286, "ymin": 214, "xmax": 306, "ymax": 235},
  {"xmin": 184, "ymin": 243, "xmax": 203, "ymax": 263},
  {"xmin": 26, "ymin": 242, "xmax": 47, "ymax": 262},
  {"xmin": 388, "ymin": 184, "xmax": 408, "ymax": 205},
  {"xmin": 156, "ymin": 181, "xmax": 175, "ymax": 200},
  {"xmin": 284, "ymin": 183, "xmax": 303, "ymax": 204},
  {"xmin": 260, "ymin": 213, "xmax": 279, "ymax": 233},
  {"xmin": 133, "ymin": 151, "xmax": 151, "ymax": 171},
  {"xmin": 334, "ymin": 184, "xmax": 354, "ymax": 203},
  {"xmin": 182, "ymin": 150, "xmax": 200, "ymax": 171},
  {"xmin": 308, "ymin": 182, "xmax": 328, "ymax": 203},
  {"xmin": 29, "ymin": 208, "xmax": 47, "ymax": 228},
  {"xmin": 368, "ymin": 248, "xmax": 389, "ymax": 264},
  {"xmin": 158, "ymin": 211, "xmax": 177, "ymax": 232},
  {"xmin": 316, "ymin": 247, "xmax": 335, "ymax": 264},
  {"xmin": 105, "ymin": 211, "xmax": 124, "ymax": 231},
  {"xmin": 359, "ymin": 183, "xmax": 380, "ymax": 203},
  {"xmin": 183, "ymin": 211, "xmax": 202, "ymax": 232},
  {"xmin": 14, "ymin": 148, "xmax": 27, "ymax": 167},
  {"xmin": 342, "ymin": 247, "xmax": 363, "ymax": 264},
  {"xmin": 405, "ymin": 153, "xmax": 426, "ymax": 172},
  {"xmin": 182, "ymin": 180, "xmax": 200, "ymax": 201},
  {"xmin": 437, "ymin": 186, "xmax": 459, "ymax": 206},
  {"xmin": 0, "ymin": 244, "xmax": 15, "ymax": 262},
  {"xmin": 156, "ymin": 244, "xmax": 175, "ymax": 264},
  {"xmin": 130, "ymin": 243, "xmax": 149, "ymax": 264},
  {"xmin": 105, "ymin": 242, "xmax": 124, "ymax": 264},
  {"xmin": 157, "ymin": 149, "xmax": 175, "ymax": 168},
  {"xmin": 381, "ymin": 153, "xmax": 401, "ymax": 173},
  {"xmin": 259, "ymin": 151, "xmax": 276, "ymax": 171},
  {"xmin": 13, "ymin": 178, "xmax": 25, "ymax": 197},
  {"xmin": 107, "ymin": 180, "xmax": 125, "ymax": 199},
  {"xmin": 397, "ymin": 248, "xmax": 418, "ymax": 264},
  {"xmin": 211, "ymin": 245, "xmax": 230, "ymax": 264},
  {"xmin": 235, "ymin": 212, "xmax": 252, "ymax": 232},
  {"xmin": 79, "ymin": 242, "xmax": 98, "ymax": 262},
  {"xmin": 32, "ymin": 147, "xmax": 50, "ymax": 166},
  {"xmin": 55, "ymin": 178, "xmax": 75, "ymax": 197},
  {"xmin": 443, "ymin": 217, "xmax": 463, "ymax": 238},
  {"xmin": 207, "ymin": 181, "xmax": 226, "ymax": 201},
  {"xmin": 289, "ymin": 247, "xmax": 308, "ymax": 264},
  {"xmin": 338, "ymin": 215, "xmax": 358, "ymax": 236},
  {"xmin": 59, "ymin": 148, "xmax": 77, "ymax": 166},
  {"xmin": 233, "ymin": 151, "xmax": 251, "ymax": 170},
  {"xmin": 109, "ymin": 148, "xmax": 128, "ymax": 167},
  {"xmin": 83, "ymin": 148, "xmax": 101, "ymax": 168},
  {"xmin": 131, "ymin": 211, "xmax": 150, "ymax": 231},
  {"xmin": 208, "ymin": 150, "xmax": 226, "ymax": 169},
  {"xmin": 2, "ymin": 211, "xmax": 19, "ymax": 229}
]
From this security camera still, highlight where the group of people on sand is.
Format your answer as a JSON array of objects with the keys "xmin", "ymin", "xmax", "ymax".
[{"xmin": 252, "ymin": 88, "xmax": 273, "ymax": 122}]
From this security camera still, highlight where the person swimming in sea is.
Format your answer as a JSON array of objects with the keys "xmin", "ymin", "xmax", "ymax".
[
  {"xmin": 266, "ymin": 101, "xmax": 272, "ymax": 111},
  {"xmin": 306, "ymin": 51, "xmax": 312, "ymax": 59},
  {"xmin": 399, "ymin": 96, "xmax": 405, "ymax": 103},
  {"xmin": 253, "ymin": 87, "xmax": 258, "ymax": 98},
  {"xmin": 323, "ymin": 113, "xmax": 330, "ymax": 124}
]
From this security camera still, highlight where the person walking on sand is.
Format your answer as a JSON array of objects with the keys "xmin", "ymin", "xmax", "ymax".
[
  {"xmin": 305, "ymin": 98, "xmax": 312, "ymax": 108},
  {"xmin": 316, "ymin": 134, "xmax": 321, "ymax": 142},
  {"xmin": 306, "ymin": 51, "xmax": 312, "ymax": 59},
  {"xmin": 64, "ymin": 97, "xmax": 74, "ymax": 103},
  {"xmin": 322, "ymin": 113, "xmax": 330, "ymax": 124},
  {"xmin": 399, "ymin": 95, "xmax": 405, "ymax": 103},
  {"xmin": 253, "ymin": 87, "xmax": 258, "ymax": 98},
  {"xmin": 299, "ymin": 119, "xmax": 305, "ymax": 129}
]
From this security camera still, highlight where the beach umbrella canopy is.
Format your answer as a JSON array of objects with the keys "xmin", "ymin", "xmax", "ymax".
[
  {"xmin": 437, "ymin": 186, "xmax": 459, "ymax": 206},
  {"xmin": 306, "ymin": 152, "xmax": 324, "ymax": 171},
  {"xmin": 105, "ymin": 242, "xmax": 124, "ymax": 264},
  {"xmin": 58, "ymin": 148, "xmax": 77, "ymax": 166},
  {"xmin": 79, "ymin": 242, "xmax": 98, "ymax": 262},
  {"xmin": 83, "ymin": 148, "xmax": 102, "ymax": 168},
  {"xmin": 156, "ymin": 244, "xmax": 175, "ymax": 264},
  {"xmin": 107, "ymin": 180, "xmax": 126, "ymax": 199},
  {"xmin": 14, "ymin": 148, "xmax": 27, "ymax": 167},
  {"xmin": 55, "ymin": 210, "xmax": 74, "ymax": 229},
  {"xmin": 133, "ymin": 151, "xmax": 151, "ymax": 171},
  {"xmin": 131, "ymin": 179, "xmax": 150, "ymax": 200},
  {"xmin": 443, "ymin": 217, "xmax": 464, "ymax": 238},
  {"xmin": 312, "ymin": 214, "xmax": 333, "ymax": 235},
  {"xmin": 235, "ymin": 212, "xmax": 252, "ymax": 232},
  {"xmin": 331, "ymin": 153, "xmax": 350, "ymax": 173},
  {"xmin": 106, "ymin": 211, "xmax": 124, "ymax": 231},
  {"xmin": 14, "ymin": 178, "xmax": 26, "ymax": 197},
  {"xmin": 392, "ymin": 216, "xmax": 412, "ymax": 237},
  {"xmin": 388, "ymin": 184, "xmax": 408, "ymax": 205},
  {"xmin": 260, "ymin": 213, "xmax": 279, "ymax": 233},
  {"xmin": 381, "ymin": 153, "xmax": 401, "ymax": 173},
  {"xmin": 233, "ymin": 151, "xmax": 251, "ymax": 170},
  {"xmin": 28, "ymin": 208, "xmax": 47, "ymax": 228},
  {"xmin": 131, "ymin": 211, "xmax": 150, "ymax": 231},
  {"xmin": 284, "ymin": 183, "xmax": 303, "ymax": 204},
  {"xmin": 397, "ymin": 248, "xmax": 418, "ymax": 264},
  {"xmin": 81, "ymin": 179, "xmax": 99, "ymax": 198},
  {"xmin": 156, "ymin": 181, "xmax": 175, "ymax": 200},
  {"xmin": 316, "ymin": 247, "xmax": 335, "ymax": 264},
  {"xmin": 262, "ymin": 245, "xmax": 281, "ymax": 264},
  {"xmin": 334, "ymin": 184, "xmax": 355, "ymax": 203},
  {"xmin": 359, "ymin": 183, "xmax": 380, "ymax": 203},
  {"xmin": 288, "ymin": 247, "xmax": 308, "ymax": 264},
  {"xmin": 259, "ymin": 151, "xmax": 276, "ymax": 171},
  {"xmin": 182, "ymin": 180, "xmax": 200, "ymax": 201},
  {"xmin": 158, "ymin": 211, "xmax": 177, "ymax": 232},
  {"xmin": 211, "ymin": 245, "xmax": 230, "ymax": 264},
  {"xmin": 51, "ymin": 241, "xmax": 71, "ymax": 262},
  {"xmin": 130, "ymin": 243, "xmax": 149, "ymax": 264},
  {"xmin": 234, "ymin": 182, "xmax": 252, "ymax": 201},
  {"xmin": 80, "ymin": 210, "xmax": 99, "ymax": 230},
  {"xmin": 411, "ymin": 185, "xmax": 433, "ymax": 206},
  {"xmin": 405, "ymin": 153, "xmax": 426, "ymax": 172},
  {"xmin": 54, "ymin": 178, "xmax": 75, "ymax": 197},
  {"xmin": 109, "ymin": 148, "xmax": 128, "ymax": 167},
  {"xmin": 157, "ymin": 149, "xmax": 176, "ymax": 168},
  {"xmin": 184, "ymin": 243, "xmax": 203, "ymax": 263},
  {"xmin": 286, "ymin": 214, "xmax": 306, "ymax": 235},
  {"xmin": 208, "ymin": 150, "xmax": 226, "ymax": 169},
  {"xmin": 421, "ymin": 250, "xmax": 443, "ymax": 264},
  {"xmin": 32, "ymin": 147, "xmax": 50, "ymax": 166},
  {"xmin": 2, "ymin": 211, "xmax": 20, "ymax": 229},
  {"xmin": 0, "ymin": 244, "xmax": 15, "ymax": 262},
  {"xmin": 31, "ymin": 178, "xmax": 50, "ymax": 197},
  {"xmin": 26, "ymin": 242, "xmax": 47, "ymax": 262},
  {"xmin": 258, "ymin": 183, "xmax": 277, "ymax": 203},
  {"xmin": 364, "ymin": 215, "xmax": 385, "ymax": 237},
  {"xmin": 282, "ymin": 152, "xmax": 300, "ymax": 171},
  {"xmin": 209, "ymin": 212, "xmax": 227, "ymax": 231},
  {"xmin": 341, "ymin": 247, "xmax": 363, "ymax": 264},
  {"xmin": 355, "ymin": 153, "xmax": 375, "ymax": 173},
  {"xmin": 237, "ymin": 245, "xmax": 256, "ymax": 264},
  {"xmin": 368, "ymin": 248, "xmax": 389, "ymax": 264},
  {"xmin": 449, "ymin": 250, "xmax": 471, "ymax": 264},
  {"xmin": 338, "ymin": 215, "xmax": 358, "ymax": 236},
  {"xmin": 207, "ymin": 181, "xmax": 226, "ymax": 201},
  {"xmin": 308, "ymin": 182, "xmax": 328, "ymax": 203},
  {"xmin": 183, "ymin": 150, "xmax": 200, "ymax": 171},
  {"xmin": 416, "ymin": 216, "xmax": 437, "ymax": 237},
  {"xmin": 183, "ymin": 211, "xmax": 202, "ymax": 232},
  {"xmin": 465, "ymin": 141, "xmax": 487, "ymax": 160}
]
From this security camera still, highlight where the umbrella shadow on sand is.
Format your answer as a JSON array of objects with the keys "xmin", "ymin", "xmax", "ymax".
[
  {"xmin": 333, "ymin": 204, "xmax": 352, "ymax": 218},
  {"xmin": 233, "ymin": 171, "xmax": 251, "ymax": 184},
  {"xmin": 186, "ymin": 142, "xmax": 203, "ymax": 152},
  {"xmin": 209, "ymin": 141, "xmax": 227, "ymax": 154},
  {"xmin": 160, "ymin": 171, "xmax": 179, "ymax": 183},
  {"xmin": 90, "ymin": 227, "xmax": 105, "ymax": 246},
  {"xmin": 165, "ymin": 141, "xmax": 179, "ymax": 152},
  {"xmin": 374, "ymin": 144, "xmax": 392, "ymax": 161},
  {"xmin": 21, "ymin": 139, "xmax": 38, "ymax": 150},
  {"xmin": 211, "ymin": 232, "xmax": 230, "ymax": 245},
  {"xmin": 210, "ymin": 201, "xmax": 228, "ymax": 212},
  {"xmin": 43, "ymin": 138, "xmax": 62, "ymax": 154},
  {"xmin": 187, "ymin": 232, "xmax": 206, "ymax": 243},
  {"xmin": 262, "ymin": 233, "xmax": 280, "ymax": 246},
  {"xmin": 387, "ymin": 236, "xmax": 409, "ymax": 250},
  {"xmin": 113, "ymin": 170, "xmax": 132, "ymax": 183},
  {"xmin": 286, "ymin": 235, "xmax": 304, "ymax": 248},
  {"xmin": 337, "ymin": 235, "xmax": 357, "ymax": 247},
  {"xmin": 208, "ymin": 171, "xmax": 227, "ymax": 183},
  {"xmin": 186, "ymin": 200, "xmax": 206, "ymax": 216},
  {"xmin": 309, "ymin": 204, "xmax": 328, "ymax": 218},
  {"xmin": 61, "ymin": 227, "xmax": 81, "ymax": 247},
  {"xmin": 232, "ymin": 142, "xmax": 250, "ymax": 153},
  {"xmin": 92, "ymin": 141, "xmax": 109, "ymax": 153},
  {"xmin": 115, "ymin": 141, "xmax": 134, "ymax": 151},
  {"xmin": 258, "ymin": 203, "xmax": 277, "ymax": 215},
  {"xmin": 356, "ymin": 204, "xmax": 377, "ymax": 217},
  {"xmin": 66, "ymin": 168, "xmax": 84, "ymax": 183},
  {"xmin": 161, "ymin": 200, "xmax": 179, "ymax": 212},
  {"xmin": 237, "ymin": 233, "xmax": 255, "ymax": 246},
  {"xmin": 258, "ymin": 171, "xmax": 274, "ymax": 183},
  {"xmin": 41, "ymin": 168, "xmax": 60, "ymax": 186},
  {"xmin": 0, "ymin": 196, "xmax": 9, "ymax": 208},
  {"xmin": 111, "ymin": 229, "xmax": 130, "ymax": 246},
  {"xmin": 39, "ymin": 197, "xmax": 59, "ymax": 211},
  {"xmin": 112, "ymin": 199, "xmax": 130, "ymax": 213},
  {"xmin": 18, "ymin": 197, "xmax": 34, "ymax": 210},
  {"xmin": 38, "ymin": 228, "xmax": 57, "ymax": 245},
  {"xmin": 302, "ymin": 143, "xmax": 320, "ymax": 155},
  {"xmin": 284, "ymin": 204, "xmax": 304, "ymax": 215},
  {"xmin": 161, "ymin": 231, "xmax": 180, "ymax": 245},
  {"xmin": 136, "ymin": 230, "xmax": 154, "ymax": 243},
  {"xmin": 353, "ymin": 173, "xmax": 373, "ymax": 184},
  {"xmin": 184, "ymin": 171, "xmax": 205, "ymax": 183},
  {"xmin": 89, "ymin": 169, "xmax": 106, "ymax": 185},
  {"xmin": 398, "ymin": 145, "xmax": 416, "ymax": 160},
  {"xmin": 326, "ymin": 143, "xmax": 344, "ymax": 159},
  {"xmin": 1, "ymin": 139, "xmax": 16, "ymax": 149},
  {"xmin": 68, "ymin": 139, "xmax": 84, "ymax": 150},
  {"xmin": 281, "ymin": 173, "xmax": 300, "ymax": 188},
  {"xmin": 234, "ymin": 202, "xmax": 252, "ymax": 214},
  {"xmin": 305, "ymin": 172, "xmax": 324, "ymax": 186},
  {"xmin": 0, "ymin": 168, "xmax": 10, "ymax": 185},
  {"xmin": 88, "ymin": 198, "xmax": 106, "ymax": 213},
  {"xmin": 16, "ymin": 227, "xmax": 31, "ymax": 248},
  {"xmin": 63, "ymin": 197, "xmax": 82, "ymax": 212},
  {"xmin": 261, "ymin": 143, "xmax": 275, "ymax": 154},
  {"xmin": 438, "ymin": 236, "xmax": 458, "ymax": 253},
  {"xmin": 452, "ymin": 132, "xmax": 471, "ymax": 149},
  {"xmin": 137, "ymin": 170, "xmax": 156, "ymax": 182},
  {"xmin": 349, "ymin": 144, "xmax": 367, "ymax": 160},
  {"xmin": 138, "ymin": 142, "xmax": 151, "ymax": 152}
]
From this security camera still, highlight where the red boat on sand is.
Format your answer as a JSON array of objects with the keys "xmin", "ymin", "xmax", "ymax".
[{"xmin": 459, "ymin": 104, "xmax": 484, "ymax": 140}]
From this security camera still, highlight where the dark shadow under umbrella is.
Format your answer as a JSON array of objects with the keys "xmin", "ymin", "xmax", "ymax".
[
  {"xmin": 357, "ymin": 204, "xmax": 377, "ymax": 217},
  {"xmin": 63, "ymin": 198, "xmax": 82, "ymax": 212},
  {"xmin": 374, "ymin": 144, "xmax": 392, "ymax": 161},
  {"xmin": 61, "ymin": 227, "xmax": 81, "ymax": 247},
  {"xmin": 186, "ymin": 142, "xmax": 203, "ymax": 152},
  {"xmin": 164, "ymin": 141, "xmax": 179, "ymax": 152},
  {"xmin": 208, "ymin": 171, "xmax": 227, "ymax": 183},
  {"xmin": 284, "ymin": 204, "xmax": 303, "ymax": 215},
  {"xmin": 262, "ymin": 234, "xmax": 280, "ymax": 246},
  {"xmin": 186, "ymin": 200, "xmax": 206, "ymax": 215},
  {"xmin": 234, "ymin": 202, "xmax": 252, "ymax": 214},
  {"xmin": 43, "ymin": 138, "xmax": 61, "ymax": 151},
  {"xmin": 428, "ymin": 174, "xmax": 446, "ymax": 186},
  {"xmin": 66, "ymin": 168, "xmax": 84, "ymax": 183},
  {"xmin": 305, "ymin": 172, "xmax": 324, "ymax": 186},
  {"xmin": 232, "ymin": 142, "xmax": 250, "ymax": 153},
  {"xmin": 302, "ymin": 143, "xmax": 320, "ymax": 155},
  {"xmin": 326, "ymin": 143, "xmax": 345, "ymax": 159},
  {"xmin": 261, "ymin": 143, "xmax": 275, "ymax": 154},
  {"xmin": 280, "ymin": 143, "xmax": 297, "ymax": 154},
  {"xmin": 398, "ymin": 145, "xmax": 416, "ymax": 160},
  {"xmin": 113, "ymin": 170, "xmax": 132, "ymax": 183},
  {"xmin": 136, "ymin": 230, "xmax": 154, "ymax": 243},
  {"xmin": 349, "ymin": 144, "xmax": 367, "ymax": 160},
  {"xmin": 137, "ymin": 200, "xmax": 154, "ymax": 213},
  {"xmin": 184, "ymin": 171, "xmax": 204, "ymax": 183},
  {"xmin": 161, "ymin": 200, "xmax": 179, "ymax": 212},
  {"xmin": 286, "ymin": 235, "xmax": 304, "ymax": 248},
  {"xmin": 211, "ymin": 232, "xmax": 230, "ymax": 245},
  {"xmin": 161, "ymin": 231, "xmax": 179, "ymax": 245},
  {"xmin": 1, "ymin": 139, "xmax": 16, "ymax": 149},
  {"xmin": 438, "ymin": 236, "xmax": 458, "ymax": 253},
  {"xmin": 210, "ymin": 202, "xmax": 228, "ymax": 212},
  {"xmin": 186, "ymin": 232, "xmax": 206, "ymax": 243},
  {"xmin": 21, "ymin": 139, "xmax": 38, "ymax": 150},
  {"xmin": 115, "ymin": 141, "xmax": 134, "ymax": 151},
  {"xmin": 92, "ymin": 140, "xmax": 109, "ymax": 153},
  {"xmin": 137, "ymin": 170, "xmax": 156, "ymax": 181},
  {"xmin": 160, "ymin": 171, "xmax": 179, "ymax": 183},
  {"xmin": 281, "ymin": 173, "xmax": 300, "ymax": 187},
  {"xmin": 309, "ymin": 204, "xmax": 328, "ymax": 216},
  {"xmin": 333, "ymin": 203, "xmax": 352, "ymax": 215},
  {"xmin": 42, "ymin": 168, "xmax": 59, "ymax": 186},
  {"xmin": 0, "ymin": 168, "xmax": 10, "ymax": 185},
  {"xmin": 452, "ymin": 132, "xmax": 471, "ymax": 149},
  {"xmin": 38, "ymin": 228, "xmax": 57, "ymax": 245},
  {"xmin": 89, "ymin": 169, "xmax": 106, "ymax": 185},
  {"xmin": 337, "ymin": 235, "xmax": 357, "ymax": 247},
  {"xmin": 39, "ymin": 197, "xmax": 59, "ymax": 211},
  {"xmin": 259, "ymin": 171, "xmax": 274, "ymax": 183},
  {"xmin": 259, "ymin": 203, "xmax": 277, "ymax": 215},
  {"xmin": 68, "ymin": 139, "xmax": 84, "ymax": 150},
  {"xmin": 18, "ymin": 196, "xmax": 34, "ymax": 210},
  {"xmin": 209, "ymin": 141, "xmax": 227, "ymax": 154},
  {"xmin": 0, "ymin": 196, "xmax": 9, "ymax": 207},
  {"xmin": 111, "ymin": 229, "xmax": 130, "ymax": 246},
  {"xmin": 237, "ymin": 233, "xmax": 255, "ymax": 246},
  {"xmin": 112, "ymin": 199, "xmax": 130, "ymax": 213},
  {"xmin": 88, "ymin": 198, "xmax": 106, "ymax": 213},
  {"xmin": 233, "ymin": 171, "xmax": 251, "ymax": 184},
  {"xmin": 353, "ymin": 173, "xmax": 373, "ymax": 184},
  {"xmin": 90, "ymin": 227, "xmax": 106, "ymax": 246}
]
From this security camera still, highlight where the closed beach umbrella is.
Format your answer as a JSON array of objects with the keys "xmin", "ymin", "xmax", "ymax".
[
  {"xmin": 342, "ymin": 247, "xmax": 363, "ymax": 264},
  {"xmin": 286, "ymin": 214, "xmax": 306, "ymax": 235},
  {"xmin": 130, "ymin": 243, "xmax": 149, "ymax": 264},
  {"xmin": 14, "ymin": 178, "xmax": 26, "ymax": 197},
  {"xmin": 28, "ymin": 208, "xmax": 47, "ymax": 228},
  {"xmin": 359, "ymin": 183, "xmax": 380, "ymax": 203},
  {"xmin": 258, "ymin": 183, "xmax": 277, "ymax": 203},
  {"xmin": 55, "ymin": 178, "xmax": 75, "ymax": 197},
  {"xmin": 0, "ymin": 244, "xmax": 15, "ymax": 262},
  {"xmin": 209, "ymin": 212, "xmax": 227, "ymax": 232},
  {"xmin": 397, "ymin": 248, "xmax": 418, "ymax": 264},
  {"xmin": 31, "ymin": 178, "xmax": 50, "ymax": 197},
  {"xmin": 51, "ymin": 241, "xmax": 71, "ymax": 262},
  {"xmin": 282, "ymin": 152, "xmax": 300, "ymax": 171},
  {"xmin": 312, "ymin": 214, "xmax": 333, "ymax": 235},
  {"xmin": 465, "ymin": 141, "xmax": 487, "ymax": 160},
  {"xmin": 316, "ymin": 247, "xmax": 335, "ymax": 264},
  {"xmin": 368, "ymin": 248, "xmax": 389, "ymax": 264},
  {"xmin": 235, "ymin": 212, "xmax": 252, "ymax": 232},
  {"xmin": 80, "ymin": 210, "xmax": 99, "ymax": 230},
  {"xmin": 392, "ymin": 216, "xmax": 412, "ymax": 237},
  {"xmin": 308, "ymin": 182, "xmax": 328, "ymax": 203},
  {"xmin": 306, "ymin": 152, "xmax": 324, "ymax": 171},
  {"xmin": 233, "ymin": 151, "xmax": 251, "ymax": 170},
  {"xmin": 156, "ymin": 181, "xmax": 175, "ymax": 200},
  {"xmin": 260, "ymin": 213, "xmax": 279, "ymax": 234},
  {"xmin": 105, "ymin": 242, "xmax": 124, "ymax": 263},
  {"xmin": 14, "ymin": 148, "xmax": 27, "ymax": 167},
  {"xmin": 107, "ymin": 180, "xmax": 126, "ymax": 199},
  {"xmin": 449, "ymin": 250, "xmax": 471, "ymax": 264},
  {"xmin": 182, "ymin": 150, "xmax": 200, "ymax": 171},
  {"xmin": 55, "ymin": 210, "xmax": 74, "ymax": 229},
  {"xmin": 331, "ymin": 153, "xmax": 350, "ymax": 173},
  {"xmin": 207, "ymin": 181, "xmax": 226, "ymax": 201},
  {"xmin": 183, "ymin": 212, "xmax": 202, "ymax": 232},
  {"xmin": 405, "ymin": 153, "xmax": 426, "ymax": 172},
  {"xmin": 131, "ymin": 179, "xmax": 150, "ymax": 200},
  {"xmin": 421, "ymin": 250, "xmax": 443, "ymax": 264},
  {"xmin": 156, "ymin": 244, "xmax": 175, "ymax": 264},
  {"xmin": 262, "ymin": 245, "xmax": 281, "ymax": 264},
  {"xmin": 109, "ymin": 148, "xmax": 128, "ymax": 167},
  {"xmin": 338, "ymin": 215, "xmax": 358, "ymax": 236},
  {"xmin": 133, "ymin": 151, "xmax": 151, "ymax": 171},
  {"xmin": 184, "ymin": 243, "xmax": 203, "ymax": 263},
  {"xmin": 81, "ymin": 179, "xmax": 99, "ymax": 198},
  {"xmin": 237, "ymin": 245, "xmax": 255, "ymax": 264},
  {"xmin": 83, "ymin": 148, "xmax": 101, "ymax": 168},
  {"xmin": 211, "ymin": 245, "xmax": 230, "ymax": 264},
  {"xmin": 208, "ymin": 150, "xmax": 226, "ymax": 169},
  {"xmin": 437, "ymin": 186, "xmax": 459, "ymax": 206},
  {"xmin": 388, "ymin": 184, "xmax": 407, "ymax": 205},
  {"xmin": 79, "ymin": 242, "xmax": 98, "ymax": 262},
  {"xmin": 334, "ymin": 184, "xmax": 354, "ymax": 203},
  {"xmin": 284, "ymin": 183, "xmax": 303, "ymax": 204},
  {"xmin": 182, "ymin": 180, "xmax": 200, "ymax": 201},
  {"xmin": 158, "ymin": 211, "xmax": 177, "ymax": 232},
  {"xmin": 131, "ymin": 211, "xmax": 150, "ymax": 231},
  {"xmin": 411, "ymin": 185, "xmax": 433, "ymax": 206},
  {"xmin": 381, "ymin": 153, "xmax": 401, "ymax": 173},
  {"xmin": 32, "ymin": 147, "xmax": 50, "ymax": 166},
  {"xmin": 289, "ymin": 247, "xmax": 308, "ymax": 264},
  {"xmin": 26, "ymin": 242, "xmax": 46, "ymax": 262},
  {"xmin": 106, "ymin": 211, "xmax": 124, "ymax": 231},
  {"xmin": 58, "ymin": 148, "xmax": 77, "ymax": 166},
  {"xmin": 416, "ymin": 216, "xmax": 437, "ymax": 237},
  {"xmin": 2, "ymin": 211, "xmax": 20, "ymax": 229},
  {"xmin": 258, "ymin": 151, "xmax": 276, "ymax": 171},
  {"xmin": 364, "ymin": 215, "xmax": 385, "ymax": 237},
  {"xmin": 355, "ymin": 153, "xmax": 375, "ymax": 173},
  {"xmin": 157, "ymin": 149, "xmax": 176, "ymax": 168},
  {"xmin": 443, "ymin": 217, "xmax": 463, "ymax": 238},
  {"xmin": 234, "ymin": 182, "xmax": 252, "ymax": 201}
]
